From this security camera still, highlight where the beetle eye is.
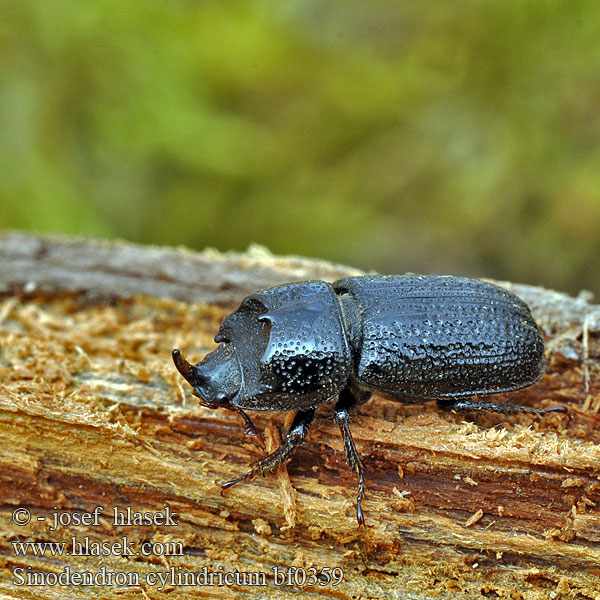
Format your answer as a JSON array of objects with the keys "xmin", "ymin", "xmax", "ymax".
[
  {"xmin": 215, "ymin": 331, "xmax": 230, "ymax": 343},
  {"xmin": 241, "ymin": 297, "xmax": 267, "ymax": 314}
]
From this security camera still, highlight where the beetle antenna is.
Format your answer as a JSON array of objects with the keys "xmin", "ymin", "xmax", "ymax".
[{"xmin": 172, "ymin": 349, "xmax": 196, "ymax": 384}]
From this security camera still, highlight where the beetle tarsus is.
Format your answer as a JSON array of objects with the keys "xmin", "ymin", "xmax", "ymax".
[
  {"xmin": 356, "ymin": 471, "xmax": 366, "ymax": 526},
  {"xmin": 539, "ymin": 405, "xmax": 569, "ymax": 413},
  {"xmin": 220, "ymin": 471, "xmax": 254, "ymax": 494},
  {"xmin": 538, "ymin": 404, "xmax": 571, "ymax": 423}
]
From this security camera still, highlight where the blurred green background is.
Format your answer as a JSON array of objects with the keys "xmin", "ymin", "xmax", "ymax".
[{"xmin": 1, "ymin": 0, "xmax": 599, "ymax": 296}]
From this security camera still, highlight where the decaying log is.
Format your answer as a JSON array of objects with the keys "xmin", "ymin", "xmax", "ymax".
[{"xmin": 0, "ymin": 231, "xmax": 599, "ymax": 600}]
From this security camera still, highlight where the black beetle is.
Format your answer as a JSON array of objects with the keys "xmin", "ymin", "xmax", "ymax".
[{"xmin": 172, "ymin": 275, "xmax": 566, "ymax": 525}]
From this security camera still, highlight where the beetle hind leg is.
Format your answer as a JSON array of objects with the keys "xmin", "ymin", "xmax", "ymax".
[
  {"xmin": 334, "ymin": 388, "xmax": 368, "ymax": 526},
  {"xmin": 221, "ymin": 407, "xmax": 315, "ymax": 492},
  {"xmin": 437, "ymin": 398, "xmax": 569, "ymax": 418}
]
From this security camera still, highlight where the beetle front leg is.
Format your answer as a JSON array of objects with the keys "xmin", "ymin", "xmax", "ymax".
[
  {"xmin": 221, "ymin": 407, "xmax": 315, "ymax": 492},
  {"xmin": 334, "ymin": 388, "xmax": 367, "ymax": 526},
  {"xmin": 222, "ymin": 402, "xmax": 261, "ymax": 439}
]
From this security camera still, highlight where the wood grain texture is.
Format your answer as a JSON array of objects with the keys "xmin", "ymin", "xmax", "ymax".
[{"xmin": 0, "ymin": 232, "xmax": 599, "ymax": 600}]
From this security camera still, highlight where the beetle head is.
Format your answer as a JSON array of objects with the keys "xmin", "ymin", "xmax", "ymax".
[{"xmin": 172, "ymin": 345, "xmax": 241, "ymax": 408}]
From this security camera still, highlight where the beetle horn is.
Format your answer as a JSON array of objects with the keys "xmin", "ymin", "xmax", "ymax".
[{"xmin": 172, "ymin": 349, "xmax": 195, "ymax": 384}]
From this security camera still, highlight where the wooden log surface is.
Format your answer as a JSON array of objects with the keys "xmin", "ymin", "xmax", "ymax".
[{"xmin": 0, "ymin": 231, "xmax": 599, "ymax": 600}]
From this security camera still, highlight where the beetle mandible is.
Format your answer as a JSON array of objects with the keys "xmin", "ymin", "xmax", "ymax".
[{"xmin": 172, "ymin": 275, "xmax": 567, "ymax": 525}]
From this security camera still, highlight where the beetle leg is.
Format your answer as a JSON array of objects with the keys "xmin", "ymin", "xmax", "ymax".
[
  {"xmin": 437, "ymin": 398, "xmax": 569, "ymax": 418},
  {"xmin": 221, "ymin": 408, "xmax": 315, "ymax": 492},
  {"xmin": 334, "ymin": 388, "xmax": 367, "ymax": 526},
  {"xmin": 222, "ymin": 403, "xmax": 261, "ymax": 440}
]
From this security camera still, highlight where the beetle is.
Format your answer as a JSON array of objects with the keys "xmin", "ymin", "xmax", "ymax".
[{"xmin": 172, "ymin": 275, "xmax": 567, "ymax": 525}]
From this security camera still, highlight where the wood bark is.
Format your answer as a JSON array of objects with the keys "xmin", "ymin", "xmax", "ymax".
[{"xmin": 0, "ymin": 231, "xmax": 599, "ymax": 600}]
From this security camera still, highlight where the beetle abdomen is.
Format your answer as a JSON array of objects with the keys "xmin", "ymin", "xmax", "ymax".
[{"xmin": 334, "ymin": 275, "xmax": 545, "ymax": 400}]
